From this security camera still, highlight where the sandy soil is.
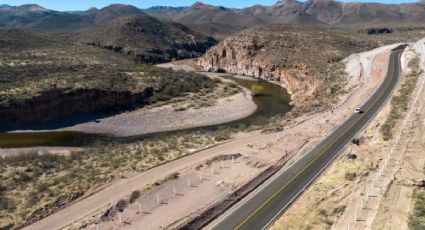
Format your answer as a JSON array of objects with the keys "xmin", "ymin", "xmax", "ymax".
[
  {"xmin": 0, "ymin": 147, "xmax": 84, "ymax": 157},
  {"xmin": 56, "ymin": 90, "xmax": 256, "ymax": 137},
  {"xmin": 24, "ymin": 44, "xmax": 396, "ymax": 230},
  {"xmin": 271, "ymin": 40, "xmax": 425, "ymax": 230}
]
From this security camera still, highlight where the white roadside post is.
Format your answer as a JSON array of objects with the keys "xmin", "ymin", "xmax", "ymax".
[
  {"xmin": 211, "ymin": 166, "xmax": 215, "ymax": 175},
  {"xmin": 156, "ymin": 194, "xmax": 160, "ymax": 205},
  {"xmin": 173, "ymin": 186, "xmax": 176, "ymax": 196},
  {"xmin": 96, "ymin": 224, "xmax": 99, "ymax": 230},
  {"xmin": 231, "ymin": 156, "xmax": 235, "ymax": 164},
  {"xmin": 139, "ymin": 202, "xmax": 142, "ymax": 214},
  {"xmin": 118, "ymin": 213, "xmax": 122, "ymax": 225},
  {"xmin": 187, "ymin": 179, "xmax": 191, "ymax": 188}
]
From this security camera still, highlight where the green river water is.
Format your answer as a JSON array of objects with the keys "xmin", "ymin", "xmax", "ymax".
[{"xmin": 0, "ymin": 75, "xmax": 292, "ymax": 148}]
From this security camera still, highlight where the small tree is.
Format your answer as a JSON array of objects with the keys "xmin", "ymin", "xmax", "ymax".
[{"xmin": 250, "ymin": 85, "xmax": 264, "ymax": 96}]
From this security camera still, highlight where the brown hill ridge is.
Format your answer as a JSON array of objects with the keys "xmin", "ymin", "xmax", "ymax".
[
  {"xmin": 2, "ymin": 1, "xmax": 425, "ymax": 35},
  {"xmin": 0, "ymin": 4, "xmax": 144, "ymax": 32},
  {"xmin": 147, "ymin": 0, "xmax": 425, "ymax": 29},
  {"xmin": 74, "ymin": 13, "xmax": 217, "ymax": 63}
]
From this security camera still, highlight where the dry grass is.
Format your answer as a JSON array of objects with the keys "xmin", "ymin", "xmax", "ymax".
[
  {"xmin": 0, "ymin": 129, "xmax": 232, "ymax": 229},
  {"xmin": 380, "ymin": 56, "xmax": 422, "ymax": 141},
  {"xmin": 270, "ymin": 150, "xmax": 365, "ymax": 230}
]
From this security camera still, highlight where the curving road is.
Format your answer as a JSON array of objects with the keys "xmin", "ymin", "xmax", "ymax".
[{"xmin": 205, "ymin": 45, "xmax": 407, "ymax": 230}]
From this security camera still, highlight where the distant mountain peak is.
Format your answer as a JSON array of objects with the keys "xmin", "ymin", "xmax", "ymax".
[
  {"xmin": 276, "ymin": 0, "xmax": 302, "ymax": 4},
  {"xmin": 305, "ymin": 0, "xmax": 336, "ymax": 5},
  {"xmin": 88, "ymin": 7, "xmax": 99, "ymax": 11},
  {"xmin": 20, "ymin": 4, "xmax": 48, "ymax": 12},
  {"xmin": 100, "ymin": 4, "xmax": 140, "ymax": 11},
  {"xmin": 190, "ymin": 2, "xmax": 217, "ymax": 10}
]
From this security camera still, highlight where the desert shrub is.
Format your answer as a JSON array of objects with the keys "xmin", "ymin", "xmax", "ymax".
[
  {"xmin": 333, "ymin": 205, "xmax": 346, "ymax": 215},
  {"xmin": 409, "ymin": 188, "xmax": 425, "ymax": 230},
  {"xmin": 0, "ymin": 193, "xmax": 15, "ymax": 212},
  {"xmin": 344, "ymin": 172, "xmax": 357, "ymax": 181},
  {"xmin": 115, "ymin": 199, "xmax": 128, "ymax": 212},
  {"xmin": 129, "ymin": 190, "xmax": 141, "ymax": 204},
  {"xmin": 148, "ymin": 69, "xmax": 219, "ymax": 103},
  {"xmin": 214, "ymin": 132, "xmax": 231, "ymax": 142}
]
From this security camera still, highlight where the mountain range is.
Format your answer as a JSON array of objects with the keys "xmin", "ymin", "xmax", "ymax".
[
  {"xmin": 1, "ymin": 0, "xmax": 425, "ymax": 34},
  {"xmin": 0, "ymin": 4, "xmax": 143, "ymax": 32},
  {"xmin": 145, "ymin": 0, "xmax": 425, "ymax": 27}
]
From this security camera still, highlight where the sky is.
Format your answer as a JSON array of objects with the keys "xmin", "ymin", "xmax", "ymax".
[{"xmin": 0, "ymin": 0, "xmax": 420, "ymax": 11}]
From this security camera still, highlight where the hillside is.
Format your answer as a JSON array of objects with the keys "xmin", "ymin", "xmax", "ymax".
[
  {"xmin": 304, "ymin": 0, "xmax": 425, "ymax": 25},
  {"xmin": 0, "ymin": 4, "xmax": 144, "ymax": 32},
  {"xmin": 143, "ymin": 6, "xmax": 188, "ymax": 20},
  {"xmin": 142, "ymin": 0, "xmax": 425, "ymax": 39},
  {"xmin": 2, "ymin": 1, "xmax": 425, "ymax": 35},
  {"xmin": 73, "ymin": 13, "xmax": 217, "ymax": 63},
  {"xmin": 239, "ymin": 0, "xmax": 322, "ymax": 25},
  {"xmin": 174, "ymin": 2, "xmax": 265, "ymax": 28},
  {"xmin": 0, "ymin": 29, "xmax": 218, "ymax": 127}
]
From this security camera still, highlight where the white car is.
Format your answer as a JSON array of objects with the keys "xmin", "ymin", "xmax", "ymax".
[{"xmin": 354, "ymin": 108, "xmax": 364, "ymax": 114}]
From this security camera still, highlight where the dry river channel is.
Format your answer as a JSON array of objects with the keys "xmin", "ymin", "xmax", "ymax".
[{"xmin": 0, "ymin": 75, "xmax": 291, "ymax": 148}]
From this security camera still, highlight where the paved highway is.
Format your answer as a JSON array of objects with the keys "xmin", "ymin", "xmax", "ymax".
[{"xmin": 205, "ymin": 45, "xmax": 406, "ymax": 230}]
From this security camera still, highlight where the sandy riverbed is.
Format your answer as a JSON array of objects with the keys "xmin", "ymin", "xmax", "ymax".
[
  {"xmin": 0, "ymin": 147, "xmax": 85, "ymax": 157},
  {"xmin": 57, "ymin": 89, "xmax": 256, "ymax": 137}
]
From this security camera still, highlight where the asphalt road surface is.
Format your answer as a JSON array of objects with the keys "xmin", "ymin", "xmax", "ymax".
[{"xmin": 206, "ymin": 45, "xmax": 406, "ymax": 230}]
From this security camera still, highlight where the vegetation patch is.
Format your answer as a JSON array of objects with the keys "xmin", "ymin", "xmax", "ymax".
[
  {"xmin": 0, "ymin": 129, "xmax": 232, "ymax": 229},
  {"xmin": 380, "ymin": 56, "xmax": 422, "ymax": 141},
  {"xmin": 409, "ymin": 188, "xmax": 425, "ymax": 230},
  {"xmin": 270, "ymin": 151, "xmax": 364, "ymax": 230},
  {"xmin": 0, "ymin": 29, "xmax": 223, "ymax": 126}
]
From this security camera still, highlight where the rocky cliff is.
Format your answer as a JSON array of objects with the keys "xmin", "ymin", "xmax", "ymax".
[
  {"xmin": 199, "ymin": 25, "xmax": 401, "ymax": 111},
  {"xmin": 198, "ymin": 34, "xmax": 317, "ymax": 107},
  {"xmin": 0, "ymin": 88, "xmax": 153, "ymax": 127}
]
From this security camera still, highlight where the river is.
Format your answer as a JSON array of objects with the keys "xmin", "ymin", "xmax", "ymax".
[{"xmin": 0, "ymin": 75, "xmax": 291, "ymax": 148}]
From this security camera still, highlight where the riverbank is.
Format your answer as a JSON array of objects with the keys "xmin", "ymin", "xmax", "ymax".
[
  {"xmin": 0, "ymin": 147, "xmax": 85, "ymax": 157},
  {"xmin": 57, "ymin": 89, "xmax": 256, "ymax": 137},
  {"xmin": 7, "ymin": 64, "xmax": 257, "ymax": 137}
]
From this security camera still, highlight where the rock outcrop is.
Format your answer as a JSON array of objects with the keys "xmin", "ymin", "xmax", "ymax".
[
  {"xmin": 0, "ymin": 88, "xmax": 153, "ymax": 128},
  {"xmin": 198, "ymin": 36, "xmax": 317, "ymax": 104},
  {"xmin": 199, "ymin": 25, "xmax": 394, "ymax": 111}
]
